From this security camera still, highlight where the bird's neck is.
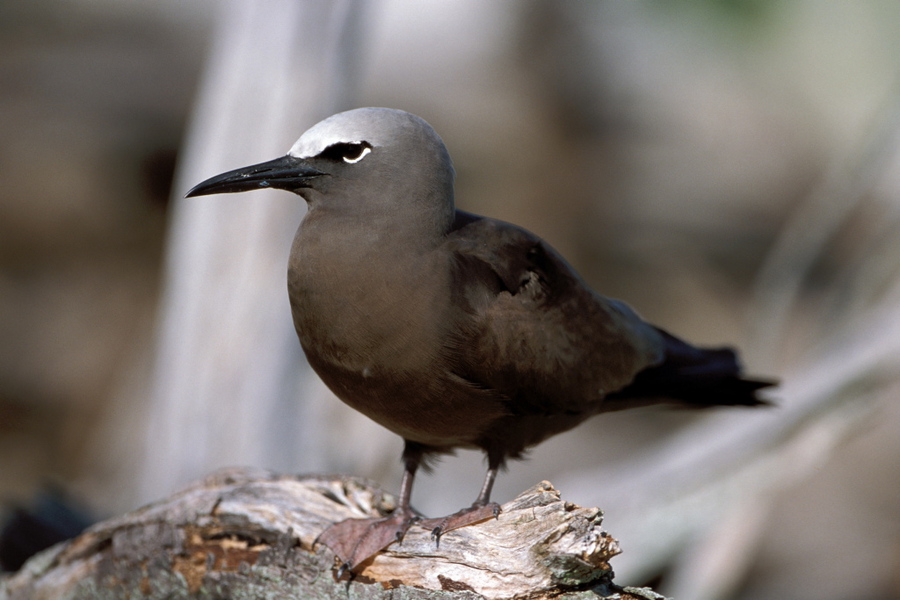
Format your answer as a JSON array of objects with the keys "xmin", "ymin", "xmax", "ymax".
[
  {"xmin": 301, "ymin": 180, "xmax": 456, "ymax": 243},
  {"xmin": 305, "ymin": 201, "xmax": 451, "ymax": 251},
  {"xmin": 288, "ymin": 204, "xmax": 450, "ymax": 312}
]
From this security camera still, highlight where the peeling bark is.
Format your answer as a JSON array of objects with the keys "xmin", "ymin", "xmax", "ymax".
[{"xmin": 0, "ymin": 468, "xmax": 667, "ymax": 600}]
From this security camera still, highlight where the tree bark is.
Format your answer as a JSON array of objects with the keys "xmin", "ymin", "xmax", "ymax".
[{"xmin": 0, "ymin": 468, "xmax": 667, "ymax": 600}]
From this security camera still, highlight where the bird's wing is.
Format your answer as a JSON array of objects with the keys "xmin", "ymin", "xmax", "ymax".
[{"xmin": 442, "ymin": 212, "xmax": 666, "ymax": 415}]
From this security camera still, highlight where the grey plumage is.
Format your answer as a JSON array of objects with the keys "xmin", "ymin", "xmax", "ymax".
[{"xmin": 187, "ymin": 107, "xmax": 772, "ymax": 571}]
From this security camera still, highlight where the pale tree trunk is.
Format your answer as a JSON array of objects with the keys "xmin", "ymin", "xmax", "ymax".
[
  {"xmin": 98, "ymin": 0, "xmax": 370, "ymax": 511},
  {"xmin": 1, "ymin": 470, "xmax": 667, "ymax": 600}
]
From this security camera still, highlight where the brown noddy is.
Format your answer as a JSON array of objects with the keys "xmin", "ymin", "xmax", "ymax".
[{"xmin": 187, "ymin": 107, "xmax": 774, "ymax": 572}]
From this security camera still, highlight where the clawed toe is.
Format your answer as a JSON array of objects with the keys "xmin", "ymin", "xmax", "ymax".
[{"xmin": 419, "ymin": 502, "xmax": 501, "ymax": 545}]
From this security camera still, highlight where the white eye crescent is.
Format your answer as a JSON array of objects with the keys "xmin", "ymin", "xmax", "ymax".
[
  {"xmin": 343, "ymin": 145, "xmax": 371, "ymax": 164},
  {"xmin": 313, "ymin": 141, "xmax": 374, "ymax": 164}
]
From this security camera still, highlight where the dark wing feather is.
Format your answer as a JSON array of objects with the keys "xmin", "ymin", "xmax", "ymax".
[
  {"xmin": 442, "ymin": 211, "xmax": 665, "ymax": 416},
  {"xmin": 443, "ymin": 211, "xmax": 774, "ymax": 417}
]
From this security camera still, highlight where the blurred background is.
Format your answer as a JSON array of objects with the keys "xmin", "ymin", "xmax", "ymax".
[{"xmin": 2, "ymin": 1, "xmax": 900, "ymax": 598}]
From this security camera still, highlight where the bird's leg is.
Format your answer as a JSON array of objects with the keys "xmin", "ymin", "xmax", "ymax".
[
  {"xmin": 419, "ymin": 456, "xmax": 502, "ymax": 544},
  {"xmin": 317, "ymin": 442, "xmax": 423, "ymax": 573},
  {"xmin": 473, "ymin": 461, "xmax": 499, "ymax": 506}
]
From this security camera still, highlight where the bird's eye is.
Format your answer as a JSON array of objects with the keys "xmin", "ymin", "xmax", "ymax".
[{"xmin": 319, "ymin": 142, "xmax": 372, "ymax": 164}]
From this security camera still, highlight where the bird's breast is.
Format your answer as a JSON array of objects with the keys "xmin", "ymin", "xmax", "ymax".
[
  {"xmin": 286, "ymin": 229, "xmax": 504, "ymax": 446},
  {"xmin": 288, "ymin": 235, "xmax": 443, "ymax": 373}
]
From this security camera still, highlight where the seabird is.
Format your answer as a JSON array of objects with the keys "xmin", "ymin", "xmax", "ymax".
[{"xmin": 187, "ymin": 107, "xmax": 773, "ymax": 571}]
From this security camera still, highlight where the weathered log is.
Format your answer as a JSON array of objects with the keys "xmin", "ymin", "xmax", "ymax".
[{"xmin": 0, "ymin": 468, "xmax": 666, "ymax": 599}]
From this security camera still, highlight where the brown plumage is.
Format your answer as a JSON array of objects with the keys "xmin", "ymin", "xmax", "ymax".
[{"xmin": 187, "ymin": 107, "xmax": 774, "ymax": 572}]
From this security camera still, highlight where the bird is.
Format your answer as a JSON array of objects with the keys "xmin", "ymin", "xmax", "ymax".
[{"xmin": 186, "ymin": 107, "xmax": 773, "ymax": 572}]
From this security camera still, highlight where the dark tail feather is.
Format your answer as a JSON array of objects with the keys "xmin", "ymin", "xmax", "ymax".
[{"xmin": 607, "ymin": 329, "xmax": 775, "ymax": 408}]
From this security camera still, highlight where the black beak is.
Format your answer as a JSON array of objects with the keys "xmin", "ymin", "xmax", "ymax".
[{"xmin": 185, "ymin": 155, "xmax": 324, "ymax": 198}]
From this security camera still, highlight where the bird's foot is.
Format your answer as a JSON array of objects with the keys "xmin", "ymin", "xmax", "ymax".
[
  {"xmin": 418, "ymin": 501, "xmax": 500, "ymax": 545},
  {"xmin": 317, "ymin": 510, "xmax": 418, "ymax": 574}
]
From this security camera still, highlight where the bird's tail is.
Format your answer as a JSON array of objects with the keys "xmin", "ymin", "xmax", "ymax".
[{"xmin": 606, "ymin": 328, "xmax": 774, "ymax": 408}]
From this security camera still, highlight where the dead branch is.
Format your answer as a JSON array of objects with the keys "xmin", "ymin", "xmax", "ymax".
[{"xmin": 0, "ymin": 468, "xmax": 666, "ymax": 600}]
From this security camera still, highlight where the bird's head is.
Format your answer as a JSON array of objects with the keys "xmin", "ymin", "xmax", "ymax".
[{"xmin": 186, "ymin": 108, "xmax": 456, "ymax": 228}]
